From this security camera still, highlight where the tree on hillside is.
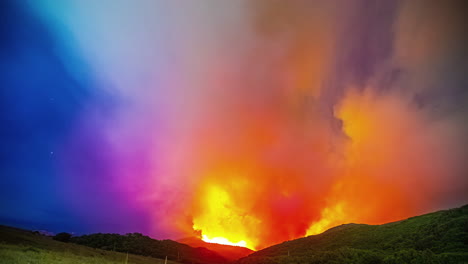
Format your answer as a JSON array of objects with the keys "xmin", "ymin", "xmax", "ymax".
[{"xmin": 53, "ymin": 232, "xmax": 72, "ymax": 242}]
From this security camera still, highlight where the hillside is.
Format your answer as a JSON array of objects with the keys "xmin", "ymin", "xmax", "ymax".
[
  {"xmin": 237, "ymin": 205, "xmax": 468, "ymax": 264},
  {"xmin": 71, "ymin": 232, "xmax": 227, "ymax": 264},
  {"xmin": 1, "ymin": 205, "xmax": 467, "ymax": 264},
  {"xmin": 0, "ymin": 225, "xmax": 179, "ymax": 264},
  {"xmin": 178, "ymin": 236, "xmax": 254, "ymax": 261},
  {"xmin": 0, "ymin": 225, "xmax": 229, "ymax": 264}
]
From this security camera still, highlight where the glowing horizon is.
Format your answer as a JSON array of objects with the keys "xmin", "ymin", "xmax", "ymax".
[{"xmin": 200, "ymin": 235, "xmax": 249, "ymax": 250}]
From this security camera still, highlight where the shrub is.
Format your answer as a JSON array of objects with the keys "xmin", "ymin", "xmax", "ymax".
[{"xmin": 53, "ymin": 232, "xmax": 72, "ymax": 242}]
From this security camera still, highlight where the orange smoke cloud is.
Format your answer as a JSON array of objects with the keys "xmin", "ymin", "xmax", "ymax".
[
  {"xmin": 184, "ymin": 86, "xmax": 466, "ymax": 250},
  {"xmin": 309, "ymin": 87, "xmax": 457, "ymax": 235}
]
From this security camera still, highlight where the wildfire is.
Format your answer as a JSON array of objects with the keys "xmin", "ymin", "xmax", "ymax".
[
  {"xmin": 183, "ymin": 87, "xmax": 458, "ymax": 251},
  {"xmin": 192, "ymin": 184, "xmax": 259, "ymax": 250},
  {"xmin": 306, "ymin": 202, "xmax": 346, "ymax": 236},
  {"xmin": 201, "ymin": 235, "xmax": 248, "ymax": 248}
]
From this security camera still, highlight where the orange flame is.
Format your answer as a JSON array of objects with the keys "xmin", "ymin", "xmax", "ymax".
[
  {"xmin": 192, "ymin": 184, "xmax": 260, "ymax": 250},
  {"xmin": 306, "ymin": 202, "xmax": 346, "ymax": 236}
]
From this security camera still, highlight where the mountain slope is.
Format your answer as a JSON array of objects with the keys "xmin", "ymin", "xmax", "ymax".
[
  {"xmin": 178, "ymin": 236, "xmax": 254, "ymax": 261},
  {"xmin": 70, "ymin": 232, "xmax": 228, "ymax": 264},
  {"xmin": 0, "ymin": 225, "xmax": 229, "ymax": 264},
  {"xmin": 0, "ymin": 225, "xmax": 179, "ymax": 264},
  {"xmin": 237, "ymin": 205, "xmax": 468, "ymax": 264}
]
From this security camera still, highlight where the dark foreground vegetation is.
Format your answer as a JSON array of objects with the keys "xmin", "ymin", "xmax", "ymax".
[
  {"xmin": 0, "ymin": 225, "xmax": 178, "ymax": 264},
  {"xmin": 237, "ymin": 204, "xmax": 468, "ymax": 264},
  {"xmin": 1, "ymin": 204, "xmax": 467, "ymax": 264},
  {"xmin": 69, "ymin": 232, "xmax": 227, "ymax": 264},
  {"xmin": 0, "ymin": 224, "xmax": 227, "ymax": 264}
]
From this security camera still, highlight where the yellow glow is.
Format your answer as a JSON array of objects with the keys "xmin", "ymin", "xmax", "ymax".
[
  {"xmin": 336, "ymin": 90, "xmax": 374, "ymax": 145},
  {"xmin": 306, "ymin": 202, "xmax": 346, "ymax": 236},
  {"xmin": 201, "ymin": 234, "xmax": 247, "ymax": 248},
  {"xmin": 192, "ymin": 184, "xmax": 259, "ymax": 250}
]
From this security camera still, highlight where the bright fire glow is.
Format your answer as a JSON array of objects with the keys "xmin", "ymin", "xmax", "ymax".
[
  {"xmin": 306, "ymin": 202, "xmax": 346, "ymax": 236},
  {"xmin": 192, "ymin": 184, "xmax": 260, "ymax": 250},
  {"xmin": 201, "ymin": 234, "xmax": 247, "ymax": 248}
]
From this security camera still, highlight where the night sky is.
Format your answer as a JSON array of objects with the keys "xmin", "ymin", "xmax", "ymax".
[{"xmin": 1, "ymin": 0, "xmax": 467, "ymax": 249}]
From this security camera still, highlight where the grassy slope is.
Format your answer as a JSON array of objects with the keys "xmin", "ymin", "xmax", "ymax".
[
  {"xmin": 237, "ymin": 205, "xmax": 468, "ymax": 264},
  {"xmin": 0, "ymin": 225, "xmax": 178, "ymax": 264}
]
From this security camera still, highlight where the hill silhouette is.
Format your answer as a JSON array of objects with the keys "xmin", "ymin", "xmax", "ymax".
[
  {"xmin": 237, "ymin": 204, "xmax": 468, "ymax": 264},
  {"xmin": 178, "ymin": 236, "xmax": 254, "ymax": 261},
  {"xmin": 70, "ymin": 232, "xmax": 228, "ymax": 264},
  {"xmin": 0, "ymin": 225, "xmax": 227, "ymax": 264},
  {"xmin": 0, "ymin": 225, "xmax": 179, "ymax": 264},
  {"xmin": 1, "ymin": 205, "xmax": 467, "ymax": 263}
]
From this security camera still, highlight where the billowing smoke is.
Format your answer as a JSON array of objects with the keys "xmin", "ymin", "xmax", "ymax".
[{"xmin": 31, "ymin": 0, "xmax": 468, "ymax": 249}]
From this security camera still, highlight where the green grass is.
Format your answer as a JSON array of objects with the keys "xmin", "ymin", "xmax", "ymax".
[
  {"xmin": 0, "ymin": 226, "xmax": 178, "ymax": 264},
  {"xmin": 1, "ymin": 243, "xmax": 127, "ymax": 264}
]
